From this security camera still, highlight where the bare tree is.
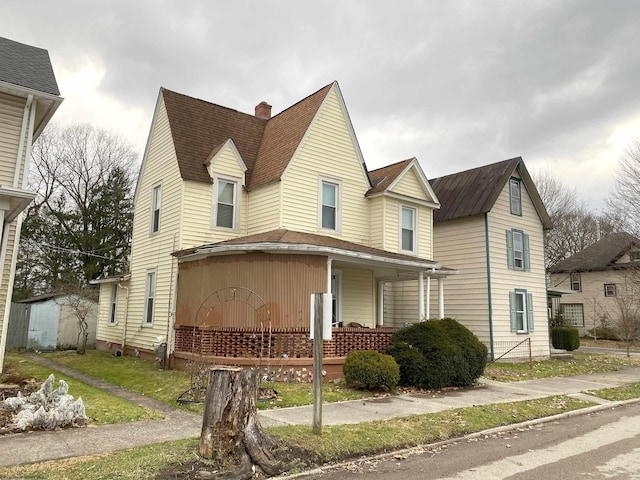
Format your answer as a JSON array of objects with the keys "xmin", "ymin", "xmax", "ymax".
[
  {"xmin": 607, "ymin": 138, "xmax": 640, "ymax": 237},
  {"xmin": 531, "ymin": 168, "xmax": 618, "ymax": 267},
  {"xmin": 611, "ymin": 267, "xmax": 640, "ymax": 356},
  {"xmin": 15, "ymin": 124, "xmax": 137, "ymax": 298},
  {"xmin": 55, "ymin": 285, "xmax": 98, "ymax": 354}
]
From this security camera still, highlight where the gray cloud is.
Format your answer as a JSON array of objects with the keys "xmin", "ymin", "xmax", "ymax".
[{"xmin": 3, "ymin": 0, "xmax": 640, "ymax": 208}]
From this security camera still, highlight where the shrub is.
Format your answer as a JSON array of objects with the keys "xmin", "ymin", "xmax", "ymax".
[
  {"xmin": 343, "ymin": 350, "xmax": 400, "ymax": 392},
  {"xmin": 585, "ymin": 326, "xmax": 618, "ymax": 340},
  {"xmin": 550, "ymin": 327, "xmax": 580, "ymax": 351},
  {"xmin": 386, "ymin": 319, "xmax": 487, "ymax": 390}
]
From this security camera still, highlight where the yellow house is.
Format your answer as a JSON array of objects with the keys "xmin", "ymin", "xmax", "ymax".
[
  {"xmin": 93, "ymin": 81, "xmax": 455, "ymax": 376},
  {"xmin": 428, "ymin": 158, "xmax": 553, "ymax": 360},
  {"xmin": 0, "ymin": 37, "xmax": 63, "ymax": 372}
]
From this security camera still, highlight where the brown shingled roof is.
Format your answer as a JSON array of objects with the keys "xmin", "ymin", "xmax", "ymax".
[
  {"xmin": 367, "ymin": 158, "xmax": 413, "ymax": 195},
  {"xmin": 548, "ymin": 232, "xmax": 640, "ymax": 273},
  {"xmin": 160, "ymin": 83, "xmax": 333, "ymax": 189},
  {"xmin": 161, "ymin": 88, "xmax": 265, "ymax": 185}
]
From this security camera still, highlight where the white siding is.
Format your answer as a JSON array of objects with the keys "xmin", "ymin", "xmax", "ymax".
[
  {"xmin": 280, "ymin": 88, "xmax": 371, "ymax": 245},
  {"xmin": 486, "ymin": 176, "xmax": 549, "ymax": 358},
  {"xmin": 0, "ymin": 93, "xmax": 24, "ymax": 185},
  {"xmin": 430, "ymin": 215, "xmax": 490, "ymax": 340}
]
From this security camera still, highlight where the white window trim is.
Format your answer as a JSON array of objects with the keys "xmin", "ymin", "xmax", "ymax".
[
  {"xmin": 604, "ymin": 283, "xmax": 617, "ymax": 297},
  {"xmin": 570, "ymin": 272, "xmax": 581, "ymax": 292},
  {"xmin": 331, "ymin": 270, "xmax": 343, "ymax": 327},
  {"xmin": 509, "ymin": 177, "xmax": 522, "ymax": 216},
  {"xmin": 143, "ymin": 270, "xmax": 157, "ymax": 326},
  {"xmin": 151, "ymin": 183, "xmax": 162, "ymax": 234},
  {"xmin": 212, "ymin": 174, "xmax": 241, "ymax": 231},
  {"xmin": 399, "ymin": 204, "xmax": 417, "ymax": 254},
  {"xmin": 513, "ymin": 230, "xmax": 524, "ymax": 270},
  {"xmin": 318, "ymin": 177, "xmax": 342, "ymax": 233},
  {"xmin": 515, "ymin": 290, "xmax": 527, "ymax": 333}
]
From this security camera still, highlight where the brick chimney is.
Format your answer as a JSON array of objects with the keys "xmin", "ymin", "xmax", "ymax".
[{"xmin": 255, "ymin": 101, "xmax": 272, "ymax": 120}]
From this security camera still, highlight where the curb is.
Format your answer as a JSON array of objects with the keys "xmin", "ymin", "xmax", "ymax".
[{"xmin": 272, "ymin": 398, "xmax": 640, "ymax": 479}]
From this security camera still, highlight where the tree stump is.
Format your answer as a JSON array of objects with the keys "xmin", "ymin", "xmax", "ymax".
[{"xmin": 199, "ymin": 366, "xmax": 292, "ymax": 479}]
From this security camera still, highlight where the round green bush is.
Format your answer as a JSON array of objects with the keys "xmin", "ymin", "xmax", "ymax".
[
  {"xmin": 386, "ymin": 319, "xmax": 488, "ymax": 389},
  {"xmin": 343, "ymin": 350, "xmax": 400, "ymax": 392}
]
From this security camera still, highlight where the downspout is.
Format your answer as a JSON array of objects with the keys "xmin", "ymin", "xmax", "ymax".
[
  {"xmin": 118, "ymin": 284, "xmax": 129, "ymax": 352},
  {"xmin": 165, "ymin": 234, "xmax": 178, "ymax": 369},
  {"xmin": 484, "ymin": 212, "xmax": 494, "ymax": 360}
]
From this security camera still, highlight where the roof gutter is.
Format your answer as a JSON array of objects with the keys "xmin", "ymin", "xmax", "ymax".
[{"xmin": 175, "ymin": 242, "xmax": 444, "ymax": 271}]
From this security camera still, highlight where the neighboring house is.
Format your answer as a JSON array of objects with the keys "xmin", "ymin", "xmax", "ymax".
[
  {"xmin": 7, "ymin": 294, "xmax": 97, "ymax": 350},
  {"xmin": 0, "ymin": 37, "xmax": 62, "ymax": 372},
  {"xmin": 426, "ymin": 158, "xmax": 553, "ymax": 360},
  {"xmin": 549, "ymin": 232, "xmax": 640, "ymax": 336},
  {"xmin": 93, "ymin": 81, "xmax": 456, "ymax": 377}
]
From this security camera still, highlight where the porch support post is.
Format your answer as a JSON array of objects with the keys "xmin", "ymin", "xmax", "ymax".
[
  {"xmin": 425, "ymin": 274, "xmax": 431, "ymax": 320},
  {"xmin": 326, "ymin": 257, "xmax": 332, "ymax": 293},
  {"xmin": 377, "ymin": 281, "xmax": 384, "ymax": 326},
  {"xmin": 418, "ymin": 271, "xmax": 425, "ymax": 322},
  {"xmin": 438, "ymin": 277, "xmax": 444, "ymax": 319}
]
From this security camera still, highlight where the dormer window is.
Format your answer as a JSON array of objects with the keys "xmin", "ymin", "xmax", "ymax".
[
  {"xmin": 509, "ymin": 178, "xmax": 522, "ymax": 216},
  {"xmin": 215, "ymin": 178, "xmax": 238, "ymax": 229}
]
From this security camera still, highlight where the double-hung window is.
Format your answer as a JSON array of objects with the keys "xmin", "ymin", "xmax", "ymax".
[
  {"xmin": 510, "ymin": 289, "xmax": 534, "ymax": 333},
  {"xmin": 570, "ymin": 272, "xmax": 581, "ymax": 291},
  {"xmin": 151, "ymin": 185, "xmax": 161, "ymax": 233},
  {"xmin": 506, "ymin": 229, "xmax": 529, "ymax": 271},
  {"xmin": 401, "ymin": 206, "xmax": 416, "ymax": 253},
  {"xmin": 509, "ymin": 178, "xmax": 522, "ymax": 216},
  {"xmin": 320, "ymin": 179, "xmax": 340, "ymax": 231},
  {"xmin": 215, "ymin": 178, "xmax": 237, "ymax": 229},
  {"xmin": 109, "ymin": 284, "xmax": 117, "ymax": 325},
  {"xmin": 144, "ymin": 271, "xmax": 156, "ymax": 325}
]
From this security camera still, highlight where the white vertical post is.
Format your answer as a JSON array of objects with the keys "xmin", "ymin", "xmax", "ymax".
[
  {"xmin": 326, "ymin": 258, "xmax": 332, "ymax": 293},
  {"xmin": 312, "ymin": 293, "xmax": 323, "ymax": 434},
  {"xmin": 377, "ymin": 281, "xmax": 384, "ymax": 326},
  {"xmin": 438, "ymin": 277, "xmax": 444, "ymax": 319},
  {"xmin": 418, "ymin": 271, "xmax": 425, "ymax": 322},
  {"xmin": 426, "ymin": 274, "xmax": 431, "ymax": 320}
]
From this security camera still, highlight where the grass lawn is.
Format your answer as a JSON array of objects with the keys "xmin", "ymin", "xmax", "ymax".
[
  {"xmin": 484, "ymin": 352, "xmax": 640, "ymax": 382},
  {"xmin": 0, "ymin": 395, "xmax": 596, "ymax": 479},
  {"xmin": 1, "ymin": 352, "xmax": 162, "ymax": 424}
]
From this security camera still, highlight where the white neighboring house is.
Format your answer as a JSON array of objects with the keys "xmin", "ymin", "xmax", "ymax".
[
  {"xmin": 0, "ymin": 37, "xmax": 63, "ymax": 371},
  {"xmin": 549, "ymin": 232, "xmax": 640, "ymax": 336}
]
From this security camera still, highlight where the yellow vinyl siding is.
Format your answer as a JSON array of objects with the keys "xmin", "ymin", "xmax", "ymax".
[
  {"xmin": 381, "ymin": 196, "xmax": 433, "ymax": 258},
  {"xmin": 95, "ymin": 283, "xmax": 127, "ymax": 345},
  {"xmin": 248, "ymin": 183, "xmax": 281, "ymax": 234},
  {"xmin": 431, "ymin": 216, "xmax": 490, "ymax": 341},
  {"xmin": 368, "ymin": 196, "xmax": 384, "ymax": 250},
  {"xmin": 207, "ymin": 144, "xmax": 246, "ymax": 180},
  {"xmin": 487, "ymin": 176, "xmax": 549, "ymax": 358},
  {"xmin": 389, "ymin": 167, "xmax": 428, "ymax": 200},
  {"xmin": 280, "ymin": 88, "xmax": 370, "ymax": 245},
  {"xmin": 340, "ymin": 267, "xmax": 375, "ymax": 326},
  {"xmin": 125, "ymin": 96, "xmax": 182, "ymax": 351}
]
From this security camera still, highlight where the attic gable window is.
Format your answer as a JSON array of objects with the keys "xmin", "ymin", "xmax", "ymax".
[
  {"xmin": 319, "ymin": 179, "xmax": 341, "ymax": 232},
  {"xmin": 215, "ymin": 178, "xmax": 237, "ymax": 229},
  {"xmin": 151, "ymin": 184, "xmax": 161, "ymax": 233},
  {"xmin": 509, "ymin": 178, "xmax": 522, "ymax": 216}
]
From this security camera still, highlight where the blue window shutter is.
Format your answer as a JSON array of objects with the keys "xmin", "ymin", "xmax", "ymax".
[
  {"xmin": 523, "ymin": 233, "xmax": 530, "ymax": 272},
  {"xmin": 527, "ymin": 292, "xmax": 534, "ymax": 332},
  {"xmin": 506, "ymin": 230, "xmax": 514, "ymax": 269},
  {"xmin": 509, "ymin": 291, "xmax": 517, "ymax": 332}
]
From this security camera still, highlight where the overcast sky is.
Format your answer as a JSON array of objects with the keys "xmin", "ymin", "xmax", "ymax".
[{"xmin": 3, "ymin": 0, "xmax": 640, "ymax": 212}]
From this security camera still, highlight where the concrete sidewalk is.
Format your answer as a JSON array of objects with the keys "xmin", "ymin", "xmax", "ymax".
[{"xmin": 0, "ymin": 355, "xmax": 638, "ymax": 468}]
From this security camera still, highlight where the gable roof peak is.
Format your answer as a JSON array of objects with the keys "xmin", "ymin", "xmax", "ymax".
[{"xmin": 549, "ymin": 232, "xmax": 640, "ymax": 273}]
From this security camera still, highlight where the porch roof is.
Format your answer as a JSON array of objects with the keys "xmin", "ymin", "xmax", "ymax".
[{"xmin": 173, "ymin": 229, "xmax": 457, "ymax": 278}]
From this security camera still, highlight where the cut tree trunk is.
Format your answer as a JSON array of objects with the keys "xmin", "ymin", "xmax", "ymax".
[{"xmin": 199, "ymin": 365, "xmax": 293, "ymax": 479}]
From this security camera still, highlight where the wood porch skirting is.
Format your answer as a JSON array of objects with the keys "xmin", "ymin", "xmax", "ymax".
[{"xmin": 172, "ymin": 325, "xmax": 399, "ymax": 381}]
